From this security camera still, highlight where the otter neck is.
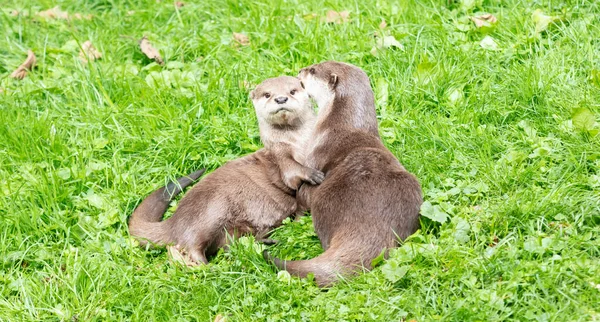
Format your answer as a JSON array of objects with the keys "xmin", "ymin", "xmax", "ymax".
[
  {"xmin": 258, "ymin": 112, "xmax": 315, "ymax": 150},
  {"xmin": 315, "ymin": 90, "xmax": 380, "ymax": 137}
]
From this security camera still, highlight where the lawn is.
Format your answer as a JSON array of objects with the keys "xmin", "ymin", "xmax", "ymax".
[{"xmin": 1, "ymin": 0, "xmax": 599, "ymax": 320}]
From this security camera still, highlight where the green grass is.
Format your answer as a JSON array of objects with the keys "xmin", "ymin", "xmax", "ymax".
[{"xmin": 1, "ymin": 0, "xmax": 599, "ymax": 320}]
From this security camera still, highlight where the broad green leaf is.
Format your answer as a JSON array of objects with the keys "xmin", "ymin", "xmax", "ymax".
[
  {"xmin": 447, "ymin": 87, "xmax": 464, "ymax": 106},
  {"xmin": 293, "ymin": 14, "xmax": 305, "ymax": 31},
  {"xmin": 480, "ymin": 36, "xmax": 499, "ymax": 50},
  {"xmin": 420, "ymin": 201, "xmax": 449, "ymax": 223},
  {"xmin": 56, "ymin": 168, "xmax": 71, "ymax": 180},
  {"xmin": 85, "ymin": 192, "xmax": 106, "ymax": 209},
  {"xmin": 93, "ymin": 137, "xmax": 109, "ymax": 149},
  {"xmin": 370, "ymin": 248, "xmax": 387, "ymax": 268},
  {"xmin": 532, "ymin": 9, "xmax": 559, "ymax": 34},
  {"xmin": 572, "ymin": 108, "xmax": 596, "ymax": 132},
  {"xmin": 453, "ymin": 217, "xmax": 471, "ymax": 243},
  {"xmin": 591, "ymin": 69, "xmax": 600, "ymax": 87},
  {"xmin": 375, "ymin": 77, "xmax": 389, "ymax": 111},
  {"xmin": 166, "ymin": 61, "xmax": 185, "ymax": 70},
  {"xmin": 277, "ymin": 270, "xmax": 291, "ymax": 283},
  {"xmin": 381, "ymin": 260, "xmax": 409, "ymax": 283},
  {"xmin": 461, "ymin": 0, "xmax": 477, "ymax": 11}
]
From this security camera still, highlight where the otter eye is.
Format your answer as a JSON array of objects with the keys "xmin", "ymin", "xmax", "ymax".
[
  {"xmin": 309, "ymin": 68, "xmax": 315, "ymax": 74},
  {"xmin": 290, "ymin": 89, "xmax": 297, "ymax": 95},
  {"xmin": 264, "ymin": 93, "xmax": 271, "ymax": 99}
]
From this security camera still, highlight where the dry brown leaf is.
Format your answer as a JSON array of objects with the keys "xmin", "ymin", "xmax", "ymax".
[
  {"xmin": 470, "ymin": 14, "xmax": 497, "ymax": 28},
  {"xmin": 72, "ymin": 13, "xmax": 93, "ymax": 20},
  {"xmin": 239, "ymin": 80, "xmax": 255, "ymax": 90},
  {"xmin": 233, "ymin": 32, "xmax": 250, "ymax": 46},
  {"xmin": 167, "ymin": 245, "xmax": 197, "ymax": 267},
  {"xmin": 139, "ymin": 36, "xmax": 164, "ymax": 65},
  {"xmin": 37, "ymin": 6, "xmax": 69, "ymax": 19},
  {"xmin": 325, "ymin": 10, "xmax": 350, "ymax": 24},
  {"xmin": 213, "ymin": 314, "xmax": 226, "ymax": 322},
  {"xmin": 10, "ymin": 10, "xmax": 20, "ymax": 17},
  {"xmin": 36, "ymin": 7, "xmax": 91, "ymax": 20},
  {"xmin": 174, "ymin": 1, "xmax": 185, "ymax": 8},
  {"xmin": 79, "ymin": 41, "xmax": 102, "ymax": 63},
  {"xmin": 379, "ymin": 19, "xmax": 387, "ymax": 29},
  {"xmin": 10, "ymin": 50, "xmax": 36, "ymax": 80}
]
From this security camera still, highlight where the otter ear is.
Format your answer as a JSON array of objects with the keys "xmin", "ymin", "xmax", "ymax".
[
  {"xmin": 249, "ymin": 90, "xmax": 256, "ymax": 100},
  {"xmin": 329, "ymin": 74, "xmax": 338, "ymax": 88}
]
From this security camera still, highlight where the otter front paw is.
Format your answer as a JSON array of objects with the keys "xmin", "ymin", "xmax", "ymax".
[
  {"xmin": 304, "ymin": 168, "xmax": 325, "ymax": 185},
  {"xmin": 283, "ymin": 168, "xmax": 324, "ymax": 190}
]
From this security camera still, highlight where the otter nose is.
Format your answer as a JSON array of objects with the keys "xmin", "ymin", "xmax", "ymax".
[{"xmin": 274, "ymin": 96, "xmax": 288, "ymax": 104}]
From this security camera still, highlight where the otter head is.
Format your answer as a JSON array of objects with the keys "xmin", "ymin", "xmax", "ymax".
[
  {"xmin": 298, "ymin": 61, "xmax": 372, "ymax": 108},
  {"xmin": 250, "ymin": 76, "xmax": 312, "ymax": 127}
]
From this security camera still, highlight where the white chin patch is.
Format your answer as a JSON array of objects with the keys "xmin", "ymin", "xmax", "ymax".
[{"xmin": 269, "ymin": 111, "xmax": 296, "ymax": 125}]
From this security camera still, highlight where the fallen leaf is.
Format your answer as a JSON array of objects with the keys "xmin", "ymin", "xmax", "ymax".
[
  {"xmin": 325, "ymin": 10, "xmax": 350, "ymax": 24},
  {"xmin": 480, "ymin": 35, "xmax": 499, "ymax": 50},
  {"xmin": 240, "ymin": 80, "xmax": 255, "ymax": 90},
  {"xmin": 371, "ymin": 34, "xmax": 404, "ymax": 56},
  {"xmin": 174, "ymin": 1, "xmax": 184, "ymax": 8},
  {"xmin": 10, "ymin": 10, "xmax": 20, "ymax": 16},
  {"xmin": 381, "ymin": 35, "xmax": 403, "ymax": 49},
  {"xmin": 139, "ymin": 36, "xmax": 164, "ymax": 65},
  {"xmin": 379, "ymin": 19, "xmax": 387, "ymax": 29},
  {"xmin": 79, "ymin": 41, "xmax": 102, "ymax": 63},
  {"xmin": 10, "ymin": 50, "xmax": 36, "ymax": 80},
  {"xmin": 72, "ymin": 13, "xmax": 93, "ymax": 20},
  {"xmin": 233, "ymin": 32, "xmax": 250, "ymax": 46},
  {"xmin": 532, "ymin": 9, "xmax": 559, "ymax": 34},
  {"xmin": 167, "ymin": 245, "xmax": 197, "ymax": 266},
  {"xmin": 471, "ymin": 14, "xmax": 497, "ymax": 28},
  {"xmin": 36, "ymin": 6, "xmax": 69, "ymax": 19},
  {"xmin": 214, "ymin": 314, "xmax": 226, "ymax": 322}
]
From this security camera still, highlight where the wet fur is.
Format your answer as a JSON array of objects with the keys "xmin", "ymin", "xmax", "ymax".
[{"xmin": 264, "ymin": 62, "xmax": 423, "ymax": 287}]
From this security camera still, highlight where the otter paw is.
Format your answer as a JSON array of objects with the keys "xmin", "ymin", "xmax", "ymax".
[{"xmin": 304, "ymin": 168, "xmax": 325, "ymax": 185}]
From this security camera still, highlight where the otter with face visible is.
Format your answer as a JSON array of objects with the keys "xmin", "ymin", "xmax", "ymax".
[
  {"xmin": 263, "ymin": 62, "xmax": 423, "ymax": 286},
  {"xmin": 128, "ymin": 76, "xmax": 322, "ymax": 265}
]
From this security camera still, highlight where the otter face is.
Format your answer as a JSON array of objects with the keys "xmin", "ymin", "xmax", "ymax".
[
  {"xmin": 250, "ymin": 76, "xmax": 311, "ymax": 127},
  {"xmin": 298, "ymin": 63, "xmax": 339, "ymax": 107}
]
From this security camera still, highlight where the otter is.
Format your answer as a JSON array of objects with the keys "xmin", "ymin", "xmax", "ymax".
[
  {"xmin": 263, "ymin": 62, "xmax": 423, "ymax": 287},
  {"xmin": 129, "ymin": 76, "xmax": 322, "ymax": 265}
]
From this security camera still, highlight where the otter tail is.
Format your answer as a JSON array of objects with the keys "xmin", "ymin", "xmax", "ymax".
[
  {"xmin": 263, "ymin": 248, "xmax": 358, "ymax": 287},
  {"xmin": 129, "ymin": 169, "xmax": 205, "ymax": 247}
]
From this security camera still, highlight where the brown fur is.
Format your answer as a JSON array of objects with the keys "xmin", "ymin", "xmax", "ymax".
[
  {"xmin": 129, "ymin": 76, "xmax": 321, "ymax": 264},
  {"xmin": 263, "ymin": 61, "xmax": 423, "ymax": 287}
]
